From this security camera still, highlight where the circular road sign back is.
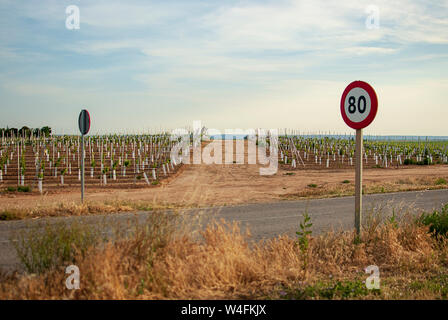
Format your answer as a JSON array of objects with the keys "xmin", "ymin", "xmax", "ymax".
[
  {"xmin": 340, "ymin": 81, "xmax": 378, "ymax": 130},
  {"xmin": 78, "ymin": 109, "xmax": 90, "ymax": 135}
]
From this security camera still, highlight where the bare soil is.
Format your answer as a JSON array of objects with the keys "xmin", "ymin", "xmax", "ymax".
[{"xmin": 1, "ymin": 141, "xmax": 448, "ymax": 212}]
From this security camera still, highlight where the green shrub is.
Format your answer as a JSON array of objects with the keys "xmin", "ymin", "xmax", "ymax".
[
  {"xmin": 307, "ymin": 183, "xmax": 317, "ymax": 188},
  {"xmin": 342, "ymin": 180, "xmax": 350, "ymax": 184},
  {"xmin": 0, "ymin": 211, "xmax": 17, "ymax": 221},
  {"xmin": 319, "ymin": 280, "xmax": 373, "ymax": 299},
  {"xmin": 280, "ymin": 280, "xmax": 378, "ymax": 300},
  {"xmin": 403, "ymin": 158, "xmax": 432, "ymax": 166},
  {"xmin": 13, "ymin": 221, "xmax": 104, "ymax": 274},
  {"xmin": 151, "ymin": 180, "xmax": 159, "ymax": 185},
  {"xmin": 17, "ymin": 186, "xmax": 31, "ymax": 192},
  {"xmin": 418, "ymin": 204, "xmax": 448, "ymax": 238},
  {"xmin": 409, "ymin": 274, "xmax": 448, "ymax": 299},
  {"xmin": 6, "ymin": 187, "xmax": 16, "ymax": 192},
  {"xmin": 435, "ymin": 178, "xmax": 447, "ymax": 185},
  {"xmin": 296, "ymin": 212, "xmax": 312, "ymax": 270}
]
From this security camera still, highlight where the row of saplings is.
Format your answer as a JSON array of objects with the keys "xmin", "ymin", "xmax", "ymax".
[{"xmin": 1, "ymin": 155, "xmax": 176, "ymax": 194}]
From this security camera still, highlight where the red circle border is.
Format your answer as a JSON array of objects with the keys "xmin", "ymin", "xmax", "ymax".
[
  {"xmin": 85, "ymin": 109, "xmax": 91, "ymax": 134},
  {"xmin": 340, "ymin": 81, "xmax": 378, "ymax": 130}
]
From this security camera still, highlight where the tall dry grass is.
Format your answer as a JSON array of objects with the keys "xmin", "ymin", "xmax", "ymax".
[
  {"xmin": 281, "ymin": 175, "xmax": 448, "ymax": 201},
  {"xmin": 0, "ymin": 199, "xmax": 183, "ymax": 220},
  {"xmin": 0, "ymin": 208, "xmax": 447, "ymax": 300}
]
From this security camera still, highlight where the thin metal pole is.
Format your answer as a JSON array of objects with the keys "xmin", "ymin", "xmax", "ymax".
[
  {"xmin": 81, "ymin": 134, "xmax": 85, "ymax": 202},
  {"xmin": 17, "ymin": 142, "xmax": 20, "ymax": 186},
  {"xmin": 355, "ymin": 129, "xmax": 363, "ymax": 237}
]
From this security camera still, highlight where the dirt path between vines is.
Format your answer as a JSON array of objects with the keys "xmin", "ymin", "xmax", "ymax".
[{"xmin": 1, "ymin": 141, "xmax": 448, "ymax": 212}]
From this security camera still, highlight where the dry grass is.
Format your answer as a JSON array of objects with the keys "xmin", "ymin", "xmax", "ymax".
[
  {"xmin": 0, "ymin": 199, "xmax": 184, "ymax": 220},
  {"xmin": 1, "ymin": 207, "xmax": 448, "ymax": 300},
  {"xmin": 281, "ymin": 176, "xmax": 448, "ymax": 200}
]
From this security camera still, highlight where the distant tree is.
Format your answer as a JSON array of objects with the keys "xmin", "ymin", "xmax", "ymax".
[
  {"xmin": 0, "ymin": 126, "xmax": 51, "ymax": 137},
  {"xmin": 8, "ymin": 128, "xmax": 18, "ymax": 137},
  {"xmin": 40, "ymin": 126, "xmax": 52, "ymax": 137},
  {"xmin": 19, "ymin": 126, "xmax": 31, "ymax": 137}
]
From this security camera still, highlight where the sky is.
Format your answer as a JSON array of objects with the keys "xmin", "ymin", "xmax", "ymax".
[{"xmin": 0, "ymin": 0, "xmax": 447, "ymax": 135}]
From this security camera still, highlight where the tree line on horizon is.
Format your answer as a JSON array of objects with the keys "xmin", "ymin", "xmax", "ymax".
[{"xmin": 0, "ymin": 126, "xmax": 52, "ymax": 138}]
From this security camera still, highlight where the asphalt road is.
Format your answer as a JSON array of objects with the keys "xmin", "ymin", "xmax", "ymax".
[{"xmin": 1, "ymin": 189, "xmax": 447, "ymax": 273}]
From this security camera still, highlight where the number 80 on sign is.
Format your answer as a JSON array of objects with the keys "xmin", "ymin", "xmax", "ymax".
[{"xmin": 340, "ymin": 81, "xmax": 378, "ymax": 130}]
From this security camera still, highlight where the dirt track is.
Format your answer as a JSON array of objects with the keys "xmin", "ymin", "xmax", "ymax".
[{"xmin": 1, "ymin": 141, "xmax": 448, "ymax": 211}]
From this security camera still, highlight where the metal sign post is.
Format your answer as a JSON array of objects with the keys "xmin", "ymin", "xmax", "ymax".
[
  {"xmin": 78, "ymin": 109, "xmax": 91, "ymax": 203},
  {"xmin": 355, "ymin": 129, "xmax": 363, "ymax": 235},
  {"xmin": 340, "ymin": 81, "xmax": 378, "ymax": 237},
  {"xmin": 81, "ymin": 134, "xmax": 85, "ymax": 202}
]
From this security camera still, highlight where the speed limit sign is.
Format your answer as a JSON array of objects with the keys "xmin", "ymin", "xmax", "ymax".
[
  {"xmin": 341, "ymin": 80, "xmax": 378, "ymax": 238},
  {"xmin": 340, "ymin": 81, "xmax": 378, "ymax": 130},
  {"xmin": 78, "ymin": 109, "xmax": 90, "ymax": 203}
]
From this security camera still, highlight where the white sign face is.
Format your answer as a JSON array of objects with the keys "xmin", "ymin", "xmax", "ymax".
[{"xmin": 343, "ymin": 87, "xmax": 371, "ymax": 123}]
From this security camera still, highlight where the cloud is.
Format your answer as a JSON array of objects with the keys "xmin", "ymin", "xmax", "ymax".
[
  {"xmin": 81, "ymin": 3, "xmax": 165, "ymax": 28},
  {"xmin": 62, "ymin": 39, "xmax": 144, "ymax": 55},
  {"xmin": 1, "ymin": 0, "xmax": 448, "ymax": 134},
  {"xmin": 340, "ymin": 47, "xmax": 399, "ymax": 55}
]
